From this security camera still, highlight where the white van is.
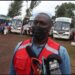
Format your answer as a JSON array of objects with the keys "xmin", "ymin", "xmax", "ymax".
[
  {"xmin": 10, "ymin": 18, "xmax": 22, "ymax": 34},
  {"xmin": 53, "ymin": 17, "xmax": 75, "ymax": 39}
]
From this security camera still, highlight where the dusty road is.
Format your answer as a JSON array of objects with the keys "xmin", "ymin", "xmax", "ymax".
[{"xmin": 0, "ymin": 34, "xmax": 30, "ymax": 74}]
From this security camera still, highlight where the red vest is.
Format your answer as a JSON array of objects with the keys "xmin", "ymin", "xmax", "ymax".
[{"xmin": 13, "ymin": 37, "xmax": 60, "ymax": 75}]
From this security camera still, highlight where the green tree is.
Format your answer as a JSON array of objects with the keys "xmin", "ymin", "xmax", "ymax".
[
  {"xmin": 55, "ymin": 3, "xmax": 75, "ymax": 17},
  {"xmin": 7, "ymin": 0, "xmax": 23, "ymax": 17},
  {"xmin": 22, "ymin": 1, "xmax": 41, "ymax": 25},
  {"xmin": 25, "ymin": 1, "xmax": 41, "ymax": 17}
]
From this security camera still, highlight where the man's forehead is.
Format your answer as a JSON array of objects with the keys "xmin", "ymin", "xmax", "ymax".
[{"xmin": 34, "ymin": 14, "xmax": 49, "ymax": 21}]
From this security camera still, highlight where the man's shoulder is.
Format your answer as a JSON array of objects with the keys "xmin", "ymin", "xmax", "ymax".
[
  {"xmin": 14, "ymin": 41, "xmax": 22, "ymax": 53},
  {"xmin": 59, "ymin": 46, "xmax": 67, "ymax": 52},
  {"xmin": 14, "ymin": 38, "xmax": 32, "ymax": 52},
  {"xmin": 48, "ymin": 38, "xmax": 67, "ymax": 51},
  {"xmin": 49, "ymin": 38, "xmax": 67, "ymax": 53},
  {"xmin": 58, "ymin": 45, "xmax": 68, "ymax": 57},
  {"xmin": 22, "ymin": 38, "xmax": 31, "ymax": 44},
  {"xmin": 48, "ymin": 37, "xmax": 60, "ymax": 50}
]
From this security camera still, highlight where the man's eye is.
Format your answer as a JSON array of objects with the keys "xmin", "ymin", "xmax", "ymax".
[
  {"xmin": 33, "ymin": 21, "xmax": 38, "ymax": 24},
  {"xmin": 33, "ymin": 20, "xmax": 48, "ymax": 26},
  {"xmin": 40, "ymin": 21, "xmax": 46, "ymax": 25}
]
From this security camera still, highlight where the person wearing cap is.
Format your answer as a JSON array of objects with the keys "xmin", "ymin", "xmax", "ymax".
[{"xmin": 9, "ymin": 12, "xmax": 71, "ymax": 75}]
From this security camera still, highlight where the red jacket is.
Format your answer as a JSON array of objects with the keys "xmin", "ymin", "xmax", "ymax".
[{"xmin": 13, "ymin": 37, "xmax": 60, "ymax": 75}]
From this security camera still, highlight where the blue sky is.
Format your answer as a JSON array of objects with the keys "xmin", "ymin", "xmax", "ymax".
[{"xmin": 0, "ymin": 1, "xmax": 75, "ymax": 18}]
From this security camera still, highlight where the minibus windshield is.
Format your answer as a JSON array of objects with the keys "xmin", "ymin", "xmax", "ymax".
[
  {"xmin": 54, "ymin": 21, "xmax": 70, "ymax": 31},
  {"xmin": 11, "ymin": 19, "xmax": 22, "ymax": 27}
]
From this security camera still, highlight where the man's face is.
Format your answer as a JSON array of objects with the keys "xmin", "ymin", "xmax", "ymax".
[
  {"xmin": 33, "ymin": 14, "xmax": 51, "ymax": 30},
  {"xmin": 32, "ymin": 14, "xmax": 52, "ymax": 41}
]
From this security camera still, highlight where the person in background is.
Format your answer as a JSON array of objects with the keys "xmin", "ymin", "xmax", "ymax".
[
  {"xmin": 9, "ymin": 12, "xmax": 71, "ymax": 75},
  {"xmin": 0, "ymin": 22, "xmax": 5, "ymax": 34},
  {"xmin": 21, "ymin": 17, "xmax": 29, "ymax": 35}
]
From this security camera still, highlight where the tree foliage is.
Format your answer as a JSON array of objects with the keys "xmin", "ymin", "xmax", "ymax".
[
  {"xmin": 55, "ymin": 3, "xmax": 75, "ymax": 17},
  {"xmin": 25, "ymin": 1, "xmax": 41, "ymax": 17},
  {"xmin": 7, "ymin": 0, "xmax": 23, "ymax": 17},
  {"xmin": 22, "ymin": 1, "xmax": 41, "ymax": 25}
]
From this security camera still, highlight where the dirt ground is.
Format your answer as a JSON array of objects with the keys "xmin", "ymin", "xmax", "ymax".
[{"xmin": 0, "ymin": 33, "xmax": 75, "ymax": 74}]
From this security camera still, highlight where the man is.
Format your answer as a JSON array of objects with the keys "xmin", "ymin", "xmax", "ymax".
[
  {"xmin": 21, "ymin": 17, "xmax": 29, "ymax": 35},
  {"xmin": 9, "ymin": 12, "xmax": 71, "ymax": 75}
]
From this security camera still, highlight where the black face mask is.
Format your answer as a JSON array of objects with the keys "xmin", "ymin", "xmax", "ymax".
[{"xmin": 32, "ymin": 26, "xmax": 49, "ymax": 41}]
